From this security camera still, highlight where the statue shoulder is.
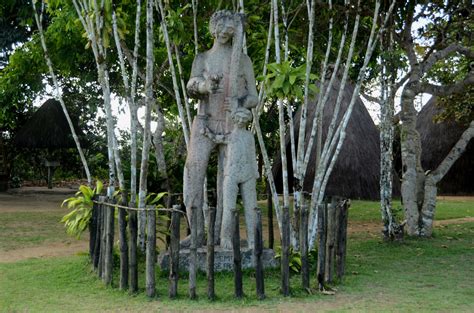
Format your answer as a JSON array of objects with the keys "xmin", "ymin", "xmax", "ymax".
[{"xmin": 240, "ymin": 54, "xmax": 253, "ymax": 67}]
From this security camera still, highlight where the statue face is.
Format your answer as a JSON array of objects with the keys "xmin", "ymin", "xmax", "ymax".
[{"xmin": 214, "ymin": 17, "xmax": 235, "ymax": 44}]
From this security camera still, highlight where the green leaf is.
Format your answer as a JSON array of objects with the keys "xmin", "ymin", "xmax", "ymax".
[{"xmin": 289, "ymin": 74, "xmax": 297, "ymax": 85}]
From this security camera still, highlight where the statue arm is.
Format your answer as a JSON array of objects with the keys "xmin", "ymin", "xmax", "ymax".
[
  {"xmin": 186, "ymin": 53, "xmax": 208, "ymax": 99},
  {"xmin": 241, "ymin": 56, "xmax": 258, "ymax": 109}
]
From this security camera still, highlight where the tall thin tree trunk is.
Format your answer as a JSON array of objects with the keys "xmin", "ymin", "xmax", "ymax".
[
  {"xmin": 32, "ymin": 1, "xmax": 92, "ymax": 185},
  {"xmin": 138, "ymin": 0, "xmax": 155, "ymax": 252}
]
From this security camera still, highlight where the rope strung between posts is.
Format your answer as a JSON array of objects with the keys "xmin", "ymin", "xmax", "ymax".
[{"xmin": 92, "ymin": 200, "xmax": 186, "ymax": 214}]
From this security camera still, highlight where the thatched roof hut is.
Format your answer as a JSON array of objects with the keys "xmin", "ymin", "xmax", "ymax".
[
  {"xmin": 417, "ymin": 98, "xmax": 473, "ymax": 195},
  {"xmin": 14, "ymin": 99, "xmax": 82, "ymax": 149},
  {"xmin": 272, "ymin": 77, "xmax": 399, "ymax": 200}
]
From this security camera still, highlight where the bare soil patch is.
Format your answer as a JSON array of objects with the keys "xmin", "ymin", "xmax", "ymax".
[
  {"xmin": 0, "ymin": 241, "xmax": 88, "ymax": 263},
  {"xmin": 0, "ymin": 193, "xmax": 67, "ymax": 212}
]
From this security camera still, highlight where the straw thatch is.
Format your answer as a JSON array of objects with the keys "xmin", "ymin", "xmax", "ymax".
[
  {"xmin": 272, "ymin": 77, "xmax": 400, "ymax": 200},
  {"xmin": 14, "ymin": 99, "xmax": 83, "ymax": 149},
  {"xmin": 417, "ymin": 98, "xmax": 474, "ymax": 195}
]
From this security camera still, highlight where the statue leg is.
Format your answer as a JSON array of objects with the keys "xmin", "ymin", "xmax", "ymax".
[
  {"xmin": 240, "ymin": 178, "xmax": 258, "ymax": 250},
  {"xmin": 220, "ymin": 175, "xmax": 239, "ymax": 249},
  {"xmin": 183, "ymin": 117, "xmax": 215, "ymax": 246},
  {"xmin": 214, "ymin": 144, "xmax": 226, "ymax": 244}
]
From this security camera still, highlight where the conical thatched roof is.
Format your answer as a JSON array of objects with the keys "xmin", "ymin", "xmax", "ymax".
[
  {"xmin": 417, "ymin": 98, "xmax": 473, "ymax": 195},
  {"xmin": 14, "ymin": 99, "xmax": 82, "ymax": 149},
  {"xmin": 272, "ymin": 76, "xmax": 400, "ymax": 200}
]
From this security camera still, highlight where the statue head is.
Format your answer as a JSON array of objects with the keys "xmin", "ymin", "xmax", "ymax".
[
  {"xmin": 231, "ymin": 107, "xmax": 253, "ymax": 128},
  {"xmin": 209, "ymin": 10, "xmax": 245, "ymax": 44}
]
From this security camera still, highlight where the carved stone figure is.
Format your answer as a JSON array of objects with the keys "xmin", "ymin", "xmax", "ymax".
[
  {"xmin": 220, "ymin": 108, "xmax": 259, "ymax": 249},
  {"xmin": 184, "ymin": 10, "xmax": 258, "ymax": 246}
]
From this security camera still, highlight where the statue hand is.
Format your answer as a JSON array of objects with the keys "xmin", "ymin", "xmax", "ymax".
[{"xmin": 203, "ymin": 74, "xmax": 222, "ymax": 94}]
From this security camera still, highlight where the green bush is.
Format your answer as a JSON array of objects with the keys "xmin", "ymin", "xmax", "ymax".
[{"xmin": 61, "ymin": 181, "xmax": 103, "ymax": 238}]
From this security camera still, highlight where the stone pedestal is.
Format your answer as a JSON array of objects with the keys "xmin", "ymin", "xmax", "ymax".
[{"xmin": 158, "ymin": 247, "xmax": 278, "ymax": 272}]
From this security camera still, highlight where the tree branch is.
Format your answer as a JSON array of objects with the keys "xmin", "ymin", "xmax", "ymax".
[
  {"xmin": 420, "ymin": 72, "xmax": 474, "ymax": 96},
  {"xmin": 361, "ymin": 91, "xmax": 381, "ymax": 105},
  {"xmin": 422, "ymin": 44, "xmax": 474, "ymax": 74},
  {"xmin": 431, "ymin": 120, "xmax": 474, "ymax": 183},
  {"xmin": 400, "ymin": 1, "xmax": 417, "ymax": 67}
]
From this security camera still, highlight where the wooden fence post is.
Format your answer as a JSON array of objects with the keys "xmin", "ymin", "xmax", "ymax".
[
  {"xmin": 254, "ymin": 207, "xmax": 265, "ymax": 300},
  {"xmin": 317, "ymin": 203, "xmax": 327, "ymax": 291},
  {"xmin": 207, "ymin": 206, "xmax": 216, "ymax": 300},
  {"xmin": 129, "ymin": 200, "xmax": 138, "ymax": 293},
  {"xmin": 300, "ymin": 202, "xmax": 310, "ymax": 292},
  {"xmin": 169, "ymin": 206, "xmax": 181, "ymax": 299},
  {"xmin": 325, "ymin": 198, "xmax": 337, "ymax": 283},
  {"xmin": 119, "ymin": 193, "xmax": 129, "ymax": 290},
  {"xmin": 189, "ymin": 206, "xmax": 197, "ymax": 299},
  {"xmin": 104, "ymin": 198, "xmax": 115, "ymax": 286},
  {"xmin": 336, "ymin": 200, "xmax": 349, "ymax": 280},
  {"xmin": 267, "ymin": 186, "xmax": 274, "ymax": 249},
  {"xmin": 98, "ymin": 196, "xmax": 107, "ymax": 280},
  {"xmin": 281, "ymin": 206, "xmax": 290, "ymax": 296},
  {"xmin": 93, "ymin": 200, "xmax": 101, "ymax": 271},
  {"xmin": 232, "ymin": 208, "xmax": 243, "ymax": 299},
  {"xmin": 146, "ymin": 206, "xmax": 156, "ymax": 297},
  {"xmin": 89, "ymin": 196, "xmax": 98, "ymax": 265}
]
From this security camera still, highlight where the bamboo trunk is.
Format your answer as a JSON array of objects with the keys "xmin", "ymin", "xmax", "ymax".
[
  {"xmin": 146, "ymin": 206, "xmax": 156, "ymax": 297},
  {"xmin": 118, "ymin": 195, "xmax": 129, "ymax": 290},
  {"xmin": 189, "ymin": 206, "xmax": 197, "ymax": 299},
  {"xmin": 317, "ymin": 203, "xmax": 327, "ymax": 291},
  {"xmin": 336, "ymin": 200, "xmax": 349, "ymax": 280},
  {"xmin": 232, "ymin": 209, "xmax": 243, "ymax": 299},
  {"xmin": 169, "ymin": 206, "xmax": 181, "ymax": 299},
  {"xmin": 129, "ymin": 200, "xmax": 138, "ymax": 293},
  {"xmin": 207, "ymin": 207, "xmax": 216, "ymax": 300},
  {"xmin": 281, "ymin": 206, "xmax": 290, "ymax": 296},
  {"xmin": 254, "ymin": 207, "xmax": 265, "ymax": 300}
]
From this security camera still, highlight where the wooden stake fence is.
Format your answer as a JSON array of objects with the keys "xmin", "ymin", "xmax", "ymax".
[
  {"xmin": 169, "ymin": 206, "xmax": 181, "ymax": 299},
  {"xmin": 87, "ymin": 196, "xmax": 349, "ymax": 300},
  {"xmin": 207, "ymin": 207, "xmax": 216, "ymax": 300},
  {"xmin": 232, "ymin": 208, "xmax": 243, "ymax": 298}
]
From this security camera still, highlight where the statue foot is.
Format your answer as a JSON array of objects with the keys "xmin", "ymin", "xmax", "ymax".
[{"xmin": 179, "ymin": 235, "xmax": 206, "ymax": 249}]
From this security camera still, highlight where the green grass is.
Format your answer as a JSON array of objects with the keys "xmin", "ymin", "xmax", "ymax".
[
  {"xmin": 1, "ymin": 197, "xmax": 473, "ymax": 311},
  {"xmin": 350, "ymin": 199, "xmax": 473, "ymax": 222},
  {"xmin": 0, "ymin": 211, "xmax": 68, "ymax": 250},
  {"xmin": 1, "ymin": 223, "xmax": 473, "ymax": 312}
]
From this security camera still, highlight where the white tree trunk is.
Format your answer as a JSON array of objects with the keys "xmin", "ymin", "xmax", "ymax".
[
  {"xmin": 72, "ymin": 0, "xmax": 117, "ymax": 197},
  {"xmin": 400, "ymin": 85, "xmax": 423, "ymax": 236},
  {"xmin": 32, "ymin": 1, "xmax": 92, "ymax": 186},
  {"xmin": 137, "ymin": 0, "xmax": 155, "ymax": 252},
  {"xmin": 156, "ymin": 0, "xmax": 190, "ymax": 147}
]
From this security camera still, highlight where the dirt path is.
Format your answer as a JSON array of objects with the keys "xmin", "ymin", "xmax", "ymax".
[{"xmin": 0, "ymin": 241, "xmax": 89, "ymax": 263}]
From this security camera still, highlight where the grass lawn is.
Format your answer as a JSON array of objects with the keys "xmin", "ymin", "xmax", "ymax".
[
  {"xmin": 0, "ymin": 197, "xmax": 473, "ymax": 312},
  {"xmin": 349, "ymin": 198, "xmax": 473, "ymax": 222}
]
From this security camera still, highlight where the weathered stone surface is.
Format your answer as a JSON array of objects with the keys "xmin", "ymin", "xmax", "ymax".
[
  {"xmin": 158, "ymin": 248, "xmax": 279, "ymax": 272},
  {"xmin": 183, "ymin": 10, "xmax": 258, "ymax": 248}
]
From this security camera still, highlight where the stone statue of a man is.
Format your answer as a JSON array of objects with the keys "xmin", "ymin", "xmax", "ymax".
[{"xmin": 184, "ymin": 10, "xmax": 258, "ymax": 246}]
